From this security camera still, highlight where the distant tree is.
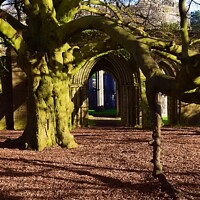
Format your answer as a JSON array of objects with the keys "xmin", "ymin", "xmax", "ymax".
[{"xmin": 190, "ymin": 10, "xmax": 200, "ymax": 31}]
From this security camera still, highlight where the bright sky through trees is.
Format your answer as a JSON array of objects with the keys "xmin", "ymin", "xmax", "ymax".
[{"xmin": 188, "ymin": 0, "xmax": 200, "ymax": 11}]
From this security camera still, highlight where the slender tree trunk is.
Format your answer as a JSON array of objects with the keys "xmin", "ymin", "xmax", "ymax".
[
  {"xmin": 146, "ymin": 77, "xmax": 179, "ymax": 198},
  {"xmin": 146, "ymin": 89, "xmax": 163, "ymax": 177}
]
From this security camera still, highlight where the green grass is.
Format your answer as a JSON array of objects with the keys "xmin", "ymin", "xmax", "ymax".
[
  {"xmin": 162, "ymin": 116, "xmax": 168, "ymax": 125},
  {"xmin": 89, "ymin": 109, "xmax": 117, "ymax": 117}
]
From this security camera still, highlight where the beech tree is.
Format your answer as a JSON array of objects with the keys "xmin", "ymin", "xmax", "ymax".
[
  {"xmin": 0, "ymin": 0, "xmax": 200, "ymax": 196},
  {"xmin": 0, "ymin": 0, "xmax": 134, "ymax": 150}
]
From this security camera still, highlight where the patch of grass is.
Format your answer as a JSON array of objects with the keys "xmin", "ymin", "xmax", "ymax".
[
  {"xmin": 89, "ymin": 109, "xmax": 117, "ymax": 117},
  {"xmin": 162, "ymin": 116, "xmax": 168, "ymax": 125}
]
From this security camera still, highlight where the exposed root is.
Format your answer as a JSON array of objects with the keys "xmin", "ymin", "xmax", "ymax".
[
  {"xmin": 62, "ymin": 140, "xmax": 78, "ymax": 149},
  {"xmin": 1, "ymin": 135, "xmax": 79, "ymax": 150},
  {"xmin": 157, "ymin": 174, "xmax": 181, "ymax": 200}
]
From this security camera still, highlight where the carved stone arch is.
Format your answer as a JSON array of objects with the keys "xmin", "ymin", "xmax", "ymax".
[
  {"xmin": 158, "ymin": 59, "xmax": 179, "ymax": 125},
  {"xmin": 71, "ymin": 53, "xmax": 139, "ymax": 127},
  {"xmin": 158, "ymin": 59, "xmax": 179, "ymax": 76}
]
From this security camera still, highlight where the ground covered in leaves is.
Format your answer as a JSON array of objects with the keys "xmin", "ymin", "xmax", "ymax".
[{"xmin": 0, "ymin": 125, "xmax": 199, "ymax": 200}]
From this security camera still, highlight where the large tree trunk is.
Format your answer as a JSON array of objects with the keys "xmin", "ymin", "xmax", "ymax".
[
  {"xmin": 5, "ymin": 54, "xmax": 78, "ymax": 150},
  {"xmin": 25, "ymin": 76, "xmax": 77, "ymax": 150}
]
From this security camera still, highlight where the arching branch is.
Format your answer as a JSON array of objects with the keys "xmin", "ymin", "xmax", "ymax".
[
  {"xmin": 152, "ymin": 50, "xmax": 181, "ymax": 64},
  {"xmin": 58, "ymin": 15, "xmax": 199, "ymax": 100},
  {"xmin": 72, "ymin": 37, "xmax": 120, "ymax": 75},
  {"xmin": 138, "ymin": 37, "xmax": 173, "ymax": 50},
  {"xmin": 56, "ymin": 0, "xmax": 81, "ymax": 23},
  {"xmin": 0, "ymin": 18, "xmax": 27, "ymax": 56},
  {"xmin": 58, "ymin": 15, "xmax": 161, "ymax": 79},
  {"xmin": 81, "ymin": 0, "xmax": 123, "ymax": 21},
  {"xmin": 189, "ymin": 38, "xmax": 200, "ymax": 46}
]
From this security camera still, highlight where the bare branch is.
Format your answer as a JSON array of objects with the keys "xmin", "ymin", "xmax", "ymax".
[
  {"xmin": 189, "ymin": 38, "xmax": 200, "ymax": 45},
  {"xmin": 192, "ymin": 0, "xmax": 200, "ymax": 5},
  {"xmin": 56, "ymin": 0, "xmax": 81, "ymax": 23},
  {"xmin": 81, "ymin": 0, "xmax": 123, "ymax": 21},
  {"xmin": 79, "ymin": 5, "xmax": 105, "ymax": 16}
]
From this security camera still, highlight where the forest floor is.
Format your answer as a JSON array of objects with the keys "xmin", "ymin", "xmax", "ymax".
[{"xmin": 0, "ymin": 122, "xmax": 199, "ymax": 199}]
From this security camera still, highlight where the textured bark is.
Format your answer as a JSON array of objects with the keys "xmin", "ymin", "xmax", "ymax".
[
  {"xmin": 151, "ymin": 112, "xmax": 163, "ymax": 177},
  {"xmin": 52, "ymin": 75, "xmax": 77, "ymax": 148},
  {"xmin": 5, "ymin": 53, "xmax": 78, "ymax": 150},
  {"xmin": 146, "ymin": 85, "xmax": 163, "ymax": 177}
]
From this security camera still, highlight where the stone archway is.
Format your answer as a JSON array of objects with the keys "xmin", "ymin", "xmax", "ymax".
[
  {"xmin": 158, "ymin": 60, "xmax": 179, "ymax": 125},
  {"xmin": 71, "ymin": 54, "xmax": 139, "ymax": 127}
]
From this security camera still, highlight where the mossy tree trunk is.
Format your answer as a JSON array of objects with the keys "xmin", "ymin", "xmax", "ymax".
[{"xmin": 8, "ymin": 52, "xmax": 78, "ymax": 150}]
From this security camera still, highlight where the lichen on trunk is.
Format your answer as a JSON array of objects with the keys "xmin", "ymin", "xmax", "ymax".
[
  {"xmin": 4, "ymin": 52, "xmax": 78, "ymax": 150},
  {"xmin": 52, "ymin": 73, "xmax": 77, "ymax": 148}
]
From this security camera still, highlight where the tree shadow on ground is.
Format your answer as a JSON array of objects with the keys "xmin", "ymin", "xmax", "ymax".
[
  {"xmin": 0, "ymin": 191, "xmax": 23, "ymax": 200},
  {"xmin": 0, "ymin": 129, "xmax": 199, "ymax": 199},
  {"xmin": 0, "ymin": 156, "xmax": 184, "ymax": 199}
]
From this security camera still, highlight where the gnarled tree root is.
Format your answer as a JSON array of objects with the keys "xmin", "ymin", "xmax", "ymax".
[{"xmin": 156, "ymin": 174, "xmax": 182, "ymax": 200}]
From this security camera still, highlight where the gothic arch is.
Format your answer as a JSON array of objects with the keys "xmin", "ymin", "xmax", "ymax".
[
  {"xmin": 158, "ymin": 59, "xmax": 179, "ymax": 125},
  {"xmin": 71, "ymin": 54, "xmax": 139, "ymax": 127}
]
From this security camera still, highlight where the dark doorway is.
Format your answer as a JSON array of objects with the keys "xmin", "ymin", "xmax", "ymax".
[{"xmin": 88, "ymin": 70, "xmax": 121, "ymax": 126}]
